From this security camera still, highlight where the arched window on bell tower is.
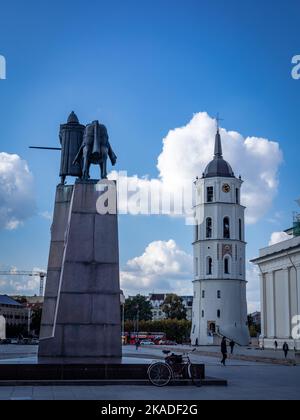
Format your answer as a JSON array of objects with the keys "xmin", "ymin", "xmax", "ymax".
[
  {"xmin": 224, "ymin": 256, "xmax": 230, "ymax": 274},
  {"xmin": 239, "ymin": 219, "xmax": 242, "ymax": 241},
  {"xmin": 195, "ymin": 224, "xmax": 199, "ymax": 242},
  {"xmin": 206, "ymin": 186, "xmax": 214, "ymax": 203},
  {"xmin": 195, "ymin": 257, "xmax": 199, "ymax": 277},
  {"xmin": 207, "ymin": 257, "xmax": 213, "ymax": 275},
  {"xmin": 236, "ymin": 188, "xmax": 239, "ymax": 204},
  {"xmin": 206, "ymin": 217, "xmax": 212, "ymax": 238},
  {"xmin": 223, "ymin": 217, "xmax": 230, "ymax": 239}
]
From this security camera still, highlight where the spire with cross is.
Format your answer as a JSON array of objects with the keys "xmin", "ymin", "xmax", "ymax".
[
  {"xmin": 214, "ymin": 113, "xmax": 224, "ymax": 158},
  {"xmin": 215, "ymin": 113, "xmax": 223, "ymax": 132}
]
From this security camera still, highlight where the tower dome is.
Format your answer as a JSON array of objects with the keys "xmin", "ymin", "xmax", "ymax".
[{"xmin": 203, "ymin": 130, "xmax": 234, "ymax": 178}]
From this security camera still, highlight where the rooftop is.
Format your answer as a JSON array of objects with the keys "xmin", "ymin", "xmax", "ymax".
[
  {"xmin": 251, "ymin": 235, "xmax": 300, "ymax": 263},
  {"xmin": 149, "ymin": 294, "xmax": 165, "ymax": 301},
  {"xmin": 0, "ymin": 295, "xmax": 22, "ymax": 306}
]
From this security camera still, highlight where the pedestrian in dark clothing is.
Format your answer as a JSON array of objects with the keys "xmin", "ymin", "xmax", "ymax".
[
  {"xmin": 221, "ymin": 337, "xmax": 227, "ymax": 366},
  {"xmin": 283, "ymin": 342, "xmax": 289, "ymax": 359},
  {"xmin": 274, "ymin": 340, "xmax": 278, "ymax": 351},
  {"xmin": 230, "ymin": 340, "xmax": 235, "ymax": 354},
  {"xmin": 135, "ymin": 339, "xmax": 140, "ymax": 351}
]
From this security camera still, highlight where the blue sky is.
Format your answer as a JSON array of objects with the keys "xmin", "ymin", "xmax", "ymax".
[{"xmin": 0, "ymin": 0, "xmax": 299, "ymax": 308}]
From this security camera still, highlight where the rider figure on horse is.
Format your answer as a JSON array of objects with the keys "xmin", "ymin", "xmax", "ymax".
[{"xmin": 73, "ymin": 120, "xmax": 117, "ymax": 180}]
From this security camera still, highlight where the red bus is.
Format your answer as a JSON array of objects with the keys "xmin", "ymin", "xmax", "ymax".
[{"xmin": 124, "ymin": 332, "xmax": 166, "ymax": 345}]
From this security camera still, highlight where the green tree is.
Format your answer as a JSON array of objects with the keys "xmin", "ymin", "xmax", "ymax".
[
  {"xmin": 124, "ymin": 295, "xmax": 152, "ymax": 322},
  {"xmin": 247, "ymin": 314, "xmax": 254, "ymax": 327},
  {"xmin": 249, "ymin": 325, "xmax": 258, "ymax": 338},
  {"xmin": 247, "ymin": 314, "xmax": 261, "ymax": 337},
  {"xmin": 31, "ymin": 307, "xmax": 42, "ymax": 335},
  {"xmin": 162, "ymin": 294, "xmax": 187, "ymax": 320}
]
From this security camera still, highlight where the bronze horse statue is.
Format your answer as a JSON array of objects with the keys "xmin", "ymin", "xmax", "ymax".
[{"xmin": 73, "ymin": 120, "xmax": 117, "ymax": 180}]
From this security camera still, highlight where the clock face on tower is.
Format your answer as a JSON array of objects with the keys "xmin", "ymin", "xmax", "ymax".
[{"xmin": 222, "ymin": 183, "xmax": 231, "ymax": 193}]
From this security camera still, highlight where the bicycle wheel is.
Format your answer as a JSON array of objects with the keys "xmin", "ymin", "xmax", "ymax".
[
  {"xmin": 148, "ymin": 362, "xmax": 172, "ymax": 387},
  {"xmin": 188, "ymin": 364, "xmax": 202, "ymax": 387}
]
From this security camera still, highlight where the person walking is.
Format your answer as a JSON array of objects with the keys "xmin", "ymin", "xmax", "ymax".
[
  {"xmin": 274, "ymin": 340, "xmax": 278, "ymax": 351},
  {"xmin": 221, "ymin": 337, "xmax": 228, "ymax": 366},
  {"xmin": 229, "ymin": 340, "xmax": 235, "ymax": 355},
  {"xmin": 283, "ymin": 342, "xmax": 289, "ymax": 359},
  {"xmin": 135, "ymin": 338, "xmax": 140, "ymax": 351}
]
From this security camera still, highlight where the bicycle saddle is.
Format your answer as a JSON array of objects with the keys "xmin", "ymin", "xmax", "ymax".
[{"xmin": 162, "ymin": 350, "xmax": 171, "ymax": 355}]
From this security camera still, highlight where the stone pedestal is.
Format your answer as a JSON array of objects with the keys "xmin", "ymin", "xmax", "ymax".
[{"xmin": 38, "ymin": 180, "xmax": 121, "ymax": 362}]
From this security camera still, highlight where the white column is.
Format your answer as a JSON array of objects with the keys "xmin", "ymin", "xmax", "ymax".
[
  {"xmin": 272, "ymin": 271, "xmax": 277, "ymax": 338},
  {"xmin": 283, "ymin": 268, "xmax": 291, "ymax": 339},
  {"xmin": 267, "ymin": 272, "xmax": 276, "ymax": 338},
  {"xmin": 259, "ymin": 273, "xmax": 266, "ymax": 338},
  {"xmin": 296, "ymin": 266, "xmax": 300, "ymax": 322},
  {"xmin": 288, "ymin": 268, "xmax": 293, "ymax": 339}
]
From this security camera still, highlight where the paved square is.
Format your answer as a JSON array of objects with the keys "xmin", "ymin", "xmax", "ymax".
[{"xmin": 0, "ymin": 345, "xmax": 299, "ymax": 400}]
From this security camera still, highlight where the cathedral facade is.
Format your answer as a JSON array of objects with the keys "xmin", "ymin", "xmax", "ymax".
[{"xmin": 252, "ymin": 229, "xmax": 300, "ymax": 350}]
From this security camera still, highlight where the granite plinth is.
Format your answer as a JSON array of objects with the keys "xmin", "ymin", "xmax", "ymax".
[
  {"xmin": 0, "ymin": 361, "xmax": 213, "ymax": 386},
  {"xmin": 38, "ymin": 181, "xmax": 121, "ymax": 361}
]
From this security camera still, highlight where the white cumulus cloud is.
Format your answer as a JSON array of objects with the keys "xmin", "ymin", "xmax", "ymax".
[
  {"xmin": 110, "ymin": 112, "xmax": 283, "ymax": 224},
  {"xmin": 121, "ymin": 240, "xmax": 193, "ymax": 297},
  {"xmin": 0, "ymin": 153, "xmax": 36, "ymax": 230},
  {"xmin": 269, "ymin": 231, "xmax": 291, "ymax": 246},
  {"xmin": 39, "ymin": 211, "xmax": 53, "ymax": 221}
]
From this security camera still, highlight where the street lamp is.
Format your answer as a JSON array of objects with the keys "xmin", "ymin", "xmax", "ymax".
[
  {"xmin": 27, "ymin": 305, "xmax": 31, "ymax": 337},
  {"xmin": 136, "ymin": 304, "xmax": 140, "ymax": 340},
  {"xmin": 120, "ymin": 291, "xmax": 125, "ymax": 344}
]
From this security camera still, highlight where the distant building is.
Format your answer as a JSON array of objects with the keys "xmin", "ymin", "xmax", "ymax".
[
  {"xmin": 147, "ymin": 293, "xmax": 193, "ymax": 321},
  {"xmin": 148, "ymin": 294, "xmax": 166, "ymax": 320},
  {"xmin": 251, "ymin": 222, "xmax": 300, "ymax": 350},
  {"xmin": 120, "ymin": 290, "xmax": 125, "ymax": 306},
  {"xmin": 181, "ymin": 296, "xmax": 193, "ymax": 321},
  {"xmin": 12, "ymin": 295, "xmax": 44, "ymax": 310},
  {"xmin": 25, "ymin": 296, "xmax": 44, "ymax": 305},
  {"xmin": 250, "ymin": 311, "xmax": 261, "ymax": 327},
  {"xmin": 0, "ymin": 295, "xmax": 29, "ymax": 334}
]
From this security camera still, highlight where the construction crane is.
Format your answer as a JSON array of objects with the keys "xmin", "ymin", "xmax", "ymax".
[{"xmin": 0, "ymin": 271, "xmax": 46, "ymax": 296}]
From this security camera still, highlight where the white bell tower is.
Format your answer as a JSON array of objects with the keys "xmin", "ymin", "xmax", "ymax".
[{"xmin": 191, "ymin": 127, "xmax": 250, "ymax": 346}]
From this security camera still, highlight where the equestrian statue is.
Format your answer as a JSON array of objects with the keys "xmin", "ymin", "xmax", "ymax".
[{"xmin": 73, "ymin": 119, "xmax": 117, "ymax": 180}]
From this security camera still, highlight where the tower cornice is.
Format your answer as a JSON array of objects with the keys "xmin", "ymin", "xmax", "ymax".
[
  {"xmin": 193, "ymin": 202, "xmax": 246, "ymax": 210},
  {"xmin": 192, "ymin": 278, "xmax": 248, "ymax": 284},
  {"xmin": 192, "ymin": 239, "xmax": 247, "ymax": 245}
]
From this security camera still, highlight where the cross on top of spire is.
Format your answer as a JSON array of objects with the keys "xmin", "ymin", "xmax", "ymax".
[
  {"xmin": 203, "ymin": 113, "xmax": 235, "ymax": 178},
  {"xmin": 215, "ymin": 113, "xmax": 223, "ymax": 132}
]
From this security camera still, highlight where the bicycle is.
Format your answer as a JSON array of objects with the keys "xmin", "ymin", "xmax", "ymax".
[{"xmin": 147, "ymin": 348, "xmax": 202, "ymax": 387}]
